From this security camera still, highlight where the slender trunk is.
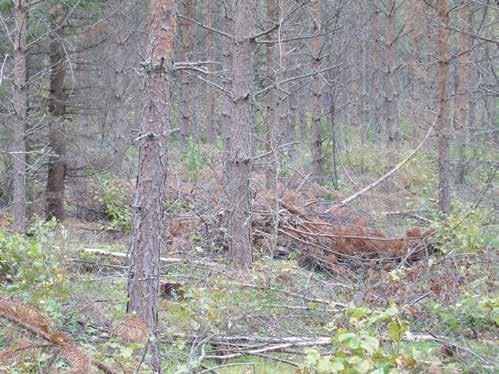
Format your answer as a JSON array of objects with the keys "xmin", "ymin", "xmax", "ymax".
[
  {"xmin": 205, "ymin": 0, "xmax": 216, "ymax": 144},
  {"xmin": 12, "ymin": 0, "xmax": 28, "ymax": 232},
  {"xmin": 265, "ymin": 0, "xmax": 277, "ymax": 190},
  {"xmin": 454, "ymin": 2, "xmax": 472, "ymax": 183},
  {"xmin": 383, "ymin": 0, "xmax": 399, "ymax": 177},
  {"xmin": 180, "ymin": 0, "xmax": 191, "ymax": 145},
  {"xmin": 127, "ymin": 1, "xmax": 176, "ymax": 371},
  {"xmin": 46, "ymin": 4, "xmax": 66, "ymax": 222},
  {"xmin": 436, "ymin": 0, "xmax": 451, "ymax": 215},
  {"xmin": 224, "ymin": 0, "xmax": 256, "ymax": 269},
  {"xmin": 310, "ymin": 0, "xmax": 323, "ymax": 184},
  {"xmin": 408, "ymin": 0, "xmax": 424, "ymax": 146}
]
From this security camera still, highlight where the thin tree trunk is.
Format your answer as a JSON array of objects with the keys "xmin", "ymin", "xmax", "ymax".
[
  {"xmin": 46, "ymin": 4, "xmax": 66, "ymax": 222},
  {"xmin": 436, "ymin": 0, "xmax": 451, "ymax": 215},
  {"xmin": 408, "ymin": 0, "xmax": 424, "ymax": 147},
  {"xmin": 126, "ymin": 1, "xmax": 177, "ymax": 371},
  {"xmin": 383, "ymin": 0, "xmax": 399, "ymax": 178},
  {"xmin": 180, "ymin": 0, "xmax": 191, "ymax": 145},
  {"xmin": 454, "ymin": 2, "xmax": 473, "ymax": 184},
  {"xmin": 310, "ymin": 0, "xmax": 323, "ymax": 184},
  {"xmin": 205, "ymin": 0, "xmax": 216, "ymax": 144},
  {"xmin": 12, "ymin": 0, "xmax": 28, "ymax": 232},
  {"xmin": 224, "ymin": 0, "xmax": 256, "ymax": 269},
  {"xmin": 265, "ymin": 0, "xmax": 277, "ymax": 190}
]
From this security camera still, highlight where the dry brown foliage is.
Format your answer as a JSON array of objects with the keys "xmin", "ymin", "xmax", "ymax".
[{"xmin": 0, "ymin": 297, "xmax": 118, "ymax": 374}]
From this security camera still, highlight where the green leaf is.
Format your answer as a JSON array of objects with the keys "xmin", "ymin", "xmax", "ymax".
[
  {"xmin": 360, "ymin": 335, "xmax": 379, "ymax": 354},
  {"xmin": 387, "ymin": 321, "xmax": 402, "ymax": 342},
  {"xmin": 355, "ymin": 358, "xmax": 373, "ymax": 373}
]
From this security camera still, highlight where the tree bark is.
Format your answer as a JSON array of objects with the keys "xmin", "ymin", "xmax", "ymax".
[
  {"xmin": 46, "ymin": 4, "xmax": 67, "ymax": 222},
  {"xmin": 205, "ymin": 0, "xmax": 217, "ymax": 144},
  {"xmin": 180, "ymin": 0, "xmax": 191, "ymax": 145},
  {"xmin": 224, "ymin": 0, "xmax": 256, "ymax": 269},
  {"xmin": 310, "ymin": 0, "xmax": 323, "ymax": 184},
  {"xmin": 383, "ymin": 0, "xmax": 400, "ymax": 177},
  {"xmin": 454, "ymin": 2, "xmax": 473, "ymax": 184},
  {"xmin": 436, "ymin": 0, "xmax": 451, "ymax": 215},
  {"xmin": 126, "ymin": 1, "xmax": 177, "ymax": 371},
  {"xmin": 265, "ymin": 0, "xmax": 277, "ymax": 190},
  {"xmin": 12, "ymin": 0, "xmax": 28, "ymax": 232}
]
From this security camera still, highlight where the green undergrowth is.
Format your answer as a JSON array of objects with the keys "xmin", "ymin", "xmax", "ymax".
[{"xmin": 0, "ymin": 203, "xmax": 497, "ymax": 373}]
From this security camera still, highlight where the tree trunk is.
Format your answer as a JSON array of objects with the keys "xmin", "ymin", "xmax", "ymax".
[
  {"xmin": 224, "ymin": 0, "xmax": 256, "ymax": 269},
  {"xmin": 180, "ymin": 0, "xmax": 191, "ymax": 145},
  {"xmin": 12, "ymin": 0, "xmax": 28, "ymax": 232},
  {"xmin": 205, "ymin": 0, "xmax": 217, "ymax": 144},
  {"xmin": 265, "ymin": 0, "xmax": 277, "ymax": 190},
  {"xmin": 46, "ymin": 4, "xmax": 67, "ymax": 222},
  {"xmin": 436, "ymin": 0, "xmax": 451, "ymax": 215},
  {"xmin": 126, "ymin": 1, "xmax": 177, "ymax": 371},
  {"xmin": 383, "ymin": 0, "xmax": 399, "ymax": 177},
  {"xmin": 454, "ymin": 2, "xmax": 473, "ymax": 184},
  {"xmin": 310, "ymin": 0, "xmax": 323, "ymax": 184}
]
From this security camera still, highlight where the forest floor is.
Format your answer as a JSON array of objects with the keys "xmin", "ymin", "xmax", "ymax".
[{"xmin": 0, "ymin": 144, "xmax": 497, "ymax": 373}]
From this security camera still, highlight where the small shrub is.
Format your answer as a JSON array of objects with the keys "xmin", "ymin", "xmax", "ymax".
[
  {"xmin": 300, "ymin": 305, "xmax": 418, "ymax": 373},
  {"xmin": 182, "ymin": 136, "xmax": 208, "ymax": 182},
  {"xmin": 432, "ymin": 203, "xmax": 493, "ymax": 254},
  {"xmin": 97, "ymin": 177, "xmax": 131, "ymax": 233}
]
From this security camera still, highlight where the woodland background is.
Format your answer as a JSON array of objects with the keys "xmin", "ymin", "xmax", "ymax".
[{"xmin": 0, "ymin": 0, "xmax": 497, "ymax": 372}]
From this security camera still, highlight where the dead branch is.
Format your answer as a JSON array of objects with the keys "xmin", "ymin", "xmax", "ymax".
[{"xmin": 328, "ymin": 124, "xmax": 434, "ymax": 210}]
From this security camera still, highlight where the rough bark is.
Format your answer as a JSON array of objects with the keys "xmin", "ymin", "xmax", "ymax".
[
  {"xmin": 224, "ymin": 0, "xmax": 256, "ymax": 269},
  {"xmin": 46, "ymin": 4, "xmax": 67, "ymax": 222},
  {"xmin": 383, "ymin": 0, "xmax": 400, "ymax": 176},
  {"xmin": 180, "ymin": 0, "xmax": 191, "ymax": 145},
  {"xmin": 205, "ymin": 0, "xmax": 217, "ymax": 144},
  {"xmin": 436, "ymin": 0, "xmax": 451, "ymax": 215},
  {"xmin": 265, "ymin": 0, "xmax": 277, "ymax": 190},
  {"xmin": 126, "ymin": 0, "xmax": 177, "ymax": 371},
  {"xmin": 310, "ymin": 0, "xmax": 323, "ymax": 184},
  {"xmin": 12, "ymin": 0, "xmax": 28, "ymax": 232},
  {"xmin": 454, "ymin": 2, "xmax": 473, "ymax": 184},
  {"xmin": 408, "ymin": 0, "xmax": 424, "ymax": 146}
]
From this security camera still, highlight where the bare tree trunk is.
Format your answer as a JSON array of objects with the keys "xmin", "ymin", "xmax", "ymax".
[
  {"xmin": 265, "ymin": 0, "xmax": 277, "ymax": 190},
  {"xmin": 383, "ymin": 0, "xmax": 399, "ymax": 176},
  {"xmin": 46, "ymin": 4, "xmax": 66, "ymax": 222},
  {"xmin": 224, "ymin": 0, "xmax": 256, "ymax": 269},
  {"xmin": 454, "ymin": 2, "xmax": 473, "ymax": 184},
  {"xmin": 221, "ymin": 5, "xmax": 233, "ymax": 152},
  {"xmin": 180, "ymin": 0, "xmax": 191, "ymax": 145},
  {"xmin": 408, "ymin": 0, "xmax": 424, "ymax": 147},
  {"xmin": 205, "ymin": 0, "xmax": 216, "ymax": 144},
  {"xmin": 310, "ymin": 0, "xmax": 323, "ymax": 184},
  {"xmin": 126, "ymin": 1, "xmax": 177, "ymax": 371},
  {"xmin": 12, "ymin": 0, "xmax": 28, "ymax": 232},
  {"xmin": 436, "ymin": 0, "xmax": 451, "ymax": 215}
]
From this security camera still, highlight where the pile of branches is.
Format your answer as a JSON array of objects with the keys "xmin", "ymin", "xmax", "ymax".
[{"xmin": 253, "ymin": 190, "xmax": 435, "ymax": 273}]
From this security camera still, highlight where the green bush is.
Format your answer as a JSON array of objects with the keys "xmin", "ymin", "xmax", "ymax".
[
  {"xmin": 301, "ymin": 305, "xmax": 417, "ymax": 373},
  {"xmin": 97, "ymin": 177, "xmax": 131, "ymax": 233},
  {"xmin": 0, "ymin": 219, "xmax": 68, "ymax": 306}
]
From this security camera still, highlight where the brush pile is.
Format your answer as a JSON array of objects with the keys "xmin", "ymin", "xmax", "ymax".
[{"xmin": 251, "ymin": 187, "xmax": 434, "ymax": 273}]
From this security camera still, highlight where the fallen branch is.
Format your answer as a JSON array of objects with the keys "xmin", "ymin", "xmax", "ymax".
[
  {"xmin": 0, "ymin": 298, "xmax": 118, "ymax": 374},
  {"xmin": 328, "ymin": 124, "xmax": 434, "ymax": 211},
  {"xmin": 82, "ymin": 248, "xmax": 220, "ymax": 268}
]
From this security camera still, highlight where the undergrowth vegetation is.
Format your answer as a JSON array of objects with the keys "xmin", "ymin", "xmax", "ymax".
[{"xmin": 0, "ymin": 138, "xmax": 497, "ymax": 373}]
